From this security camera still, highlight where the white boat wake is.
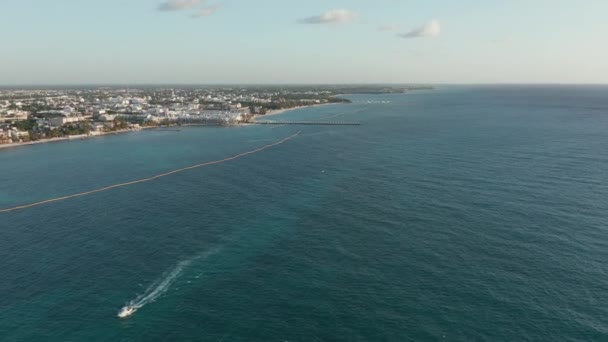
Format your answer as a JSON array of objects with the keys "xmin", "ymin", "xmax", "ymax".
[{"xmin": 118, "ymin": 249, "xmax": 219, "ymax": 318}]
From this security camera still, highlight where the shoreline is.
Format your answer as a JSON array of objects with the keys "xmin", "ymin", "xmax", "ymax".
[
  {"xmin": 250, "ymin": 103, "xmax": 335, "ymax": 122},
  {"xmin": 0, "ymin": 103, "xmax": 340, "ymax": 152},
  {"xmin": 0, "ymin": 129, "xmax": 143, "ymax": 151}
]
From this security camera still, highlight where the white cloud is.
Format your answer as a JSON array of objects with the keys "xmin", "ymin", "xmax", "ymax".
[
  {"xmin": 299, "ymin": 9, "xmax": 358, "ymax": 24},
  {"xmin": 191, "ymin": 4, "xmax": 221, "ymax": 18},
  {"xmin": 158, "ymin": 0, "xmax": 203, "ymax": 11},
  {"xmin": 399, "ymin": 19, "xmax": 441, "ymax": 39}
]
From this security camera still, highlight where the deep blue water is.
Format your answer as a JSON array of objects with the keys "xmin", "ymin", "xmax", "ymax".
[{"xmin": 1, "ymin": 86, "xmax": 608, "ymax": 341}]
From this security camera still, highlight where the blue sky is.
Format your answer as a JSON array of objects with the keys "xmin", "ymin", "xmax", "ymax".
[{"xmin": 1, "ymin": 0, "xmax": 607, "ymax": 84}]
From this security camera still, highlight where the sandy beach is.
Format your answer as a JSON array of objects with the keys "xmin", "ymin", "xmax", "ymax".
[
  {"xmin": 0, "ymin": 137, "xmax": 71, "ymax": 150},
  {"xmin": 0, "ymin": 129, "xmax": 139, "ymax": 151}
]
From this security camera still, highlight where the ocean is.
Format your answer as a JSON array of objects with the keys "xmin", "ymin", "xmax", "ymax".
[{"xmin": 1, "ymin": 86, "xmax": 607, "ymax": 341}]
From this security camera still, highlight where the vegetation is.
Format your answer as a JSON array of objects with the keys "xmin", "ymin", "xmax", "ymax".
[
  {"xmin": 112, "ymin": 117, "xmax": 128, "ymax": 131},
  {"xmin": 62, "ymin": 123, "xmax": 90, "ymax": 136},
  {"xmin": 13, "ymin": 119, "xmax": 36, "ymax": 131},
  {"xmin": 6, "ymin": 119, "xmax": 95, "ymax": 142}
]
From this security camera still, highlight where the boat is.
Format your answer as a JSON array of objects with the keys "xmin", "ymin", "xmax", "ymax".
[{"xmin": 117, "ymin": 305, "xmax": 137, "ymax": 318}]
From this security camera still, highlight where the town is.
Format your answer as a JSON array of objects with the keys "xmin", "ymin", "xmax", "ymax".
[
  {"xmin": 0, "ymin": 86, "xmax": 364, "ymax": 145},
  {"xmin": 0, "ymin": 85, "xmax": 431, "ymax": 145}
]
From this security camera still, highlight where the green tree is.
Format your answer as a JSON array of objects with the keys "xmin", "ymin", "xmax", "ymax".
[{"xmin": 13, "ymin": 119, "xmax": 36, "ymax": 131}]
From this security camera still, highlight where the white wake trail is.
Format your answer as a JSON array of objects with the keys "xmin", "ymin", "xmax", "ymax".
[{"xmin": 118, "ymin": 249, "xmax": 219, "ymax": 318}]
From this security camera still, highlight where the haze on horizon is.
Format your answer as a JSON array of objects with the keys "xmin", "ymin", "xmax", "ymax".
[{"xmin": 1, "ymin": 0, "xmax": 607, "ymax": 85}]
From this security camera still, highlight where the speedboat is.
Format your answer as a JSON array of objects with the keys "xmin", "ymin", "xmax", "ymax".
[{"xmin": 117, "ymin": 305, "xmax": 137, "ymax": 318}]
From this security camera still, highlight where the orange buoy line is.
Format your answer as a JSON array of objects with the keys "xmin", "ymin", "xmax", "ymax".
[{"xmin": 0, "ymin": 131, "xmax": 301, "ymax": 214}]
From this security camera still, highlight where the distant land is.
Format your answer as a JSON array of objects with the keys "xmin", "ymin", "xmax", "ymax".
[{"xmin": 0, "ymin": 85, "xmax": 431, "ymax": 148}]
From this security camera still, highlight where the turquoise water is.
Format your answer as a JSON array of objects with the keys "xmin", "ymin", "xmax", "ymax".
[{"xmin": 1, "ymin": 86, "xmax": 608, "ymax": 341}]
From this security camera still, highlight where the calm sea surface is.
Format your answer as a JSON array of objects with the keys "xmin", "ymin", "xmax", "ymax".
[{"xmin": 1, "ymin": 86, "xmax": 608, "ymax": 341}]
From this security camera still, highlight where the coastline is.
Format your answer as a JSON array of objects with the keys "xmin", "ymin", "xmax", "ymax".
[
  {"xmin": 0, "ymin": 129, "xmax": 142, "ymax": 151},
  {"xmin": 250, "ymin": 103, "xmax": 335, "ymax": 122},
  {"xmin": 0, "ymin": 103, "xmax": 339, "ymax": 152}
]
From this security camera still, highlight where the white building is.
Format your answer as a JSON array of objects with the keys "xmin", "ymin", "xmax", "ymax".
[
  {"xmin": 10, "ymin": 129, "xmax": 30, "ymax": 142},
  {"xmin": 99, "ymin": 114, "xmax": 116, "ymax": 122},
  {"xmin": 49, "ymin": 116, "xmax": 86, "ymax": 127},
  {"xmin": 0, "ymin": 110, "xmax": 28, "ymax": 122}
]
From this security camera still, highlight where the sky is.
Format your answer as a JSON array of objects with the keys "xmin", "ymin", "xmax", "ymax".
[{"xmin": 1, "ymin": 0, "xmax": 607, "ymax": 85}]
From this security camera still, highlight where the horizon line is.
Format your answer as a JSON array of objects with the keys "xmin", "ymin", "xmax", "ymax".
[{"xmin": 1, "ymin": 82, "xmax": 608, "ymax": 88}]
